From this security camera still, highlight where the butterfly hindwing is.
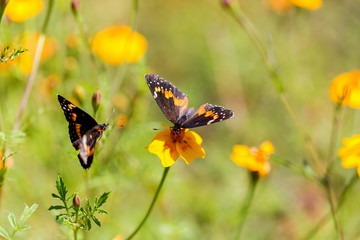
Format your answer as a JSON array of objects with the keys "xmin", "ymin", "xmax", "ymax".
[
  {"xmin": 57, "ymin": 95, "xmax": 98, "ymax": 145},
  {"xmin": 180, "ymin": 104, "xmax": 234, "ymax": 128},
  {"xmin": 145, "ymin": 74, "xmax": 189, "ymax": 124}
]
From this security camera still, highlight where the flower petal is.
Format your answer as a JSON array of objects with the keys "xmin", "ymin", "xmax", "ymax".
[
  {"xmin": 147, "ymin": 130, "xmax": 179, "ymax": 167},
  {"xmin": 176, "ymin": 130, "xmax": 205, "ymax": 164}
]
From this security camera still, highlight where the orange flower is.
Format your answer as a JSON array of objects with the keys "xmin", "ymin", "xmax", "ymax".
[
  {"xmin": 19, "ymin": 32, "xmax": 57, "ymax": 74},
  {"xmin": 266, "ymin": 0, "xmax": 293, "ymax": 14},
  {"xmin": 329, "ymin": 70, "xmax": 360, "ymax": 109},
  {"xmin": 116, "ymin": 115, "xmax": 127, "ymax": 129},
  {"xmin": 338, "ymin": 135, "xmax": 360, "ymax": 177},
  {"xmin": 147, "ymin": 126, "xmax": 205, "ymax": 167},
  {"xmin": 290, "ymin": 0, "xmax": 322, "ymax": 10},
  {"xmin": 231, "ymin": 141, "xmax": 274, "ymax": 177},
  {"xmin": 91, "ymin": 25, "xmax": 147, "ymax": 65},
  {"xmin": 5, "ymin": 0, "xmax": 43, "ymax": 22}
]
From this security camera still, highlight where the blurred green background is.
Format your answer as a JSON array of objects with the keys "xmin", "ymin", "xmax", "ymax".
[{"xmin": 0, "ymin": 0, "xmax": 359, "ymax": 239}]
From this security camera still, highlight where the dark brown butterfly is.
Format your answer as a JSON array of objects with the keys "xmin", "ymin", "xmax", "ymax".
[
  {"xmin": 57, "ymin": 95, "xmax": 108, "ymax": 169},
  {"xmin": 145, "ymin": 74, "xmax": 234, "ymax": 134}
]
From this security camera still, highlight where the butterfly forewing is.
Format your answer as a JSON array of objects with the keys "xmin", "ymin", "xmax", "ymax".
[
  {"xmin": 145, "ymin": 74, "xmax": 189, "ymax": 124},
  {"xmin": 180, "ymin": 104, "xmax": 234, "ymax": 128}
]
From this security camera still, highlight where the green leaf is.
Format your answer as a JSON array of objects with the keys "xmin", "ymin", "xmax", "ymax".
[
  {"xmin": 95, "ymin": 192, "xmax": 110, "ymax": 208},
  {"xmin": 17, "ymin": 224, "xmax": 31, "ymax": 231},
  {"xmin": 91, "ymin": 215, "xmax": 101, "ymax": 227},
  {"xmin": 51, "ymin": 193, "xmax": 61, "ymax": 199},
  {"xmin": 18, "ymin": 204, "xmax": 38, "ymax": 226},
  {"xmin": 0, "ymin": 226, "xmax": 9, "ymax": 239},
  {"xmin": 48, "ymin": 205, "xmax": 66, "ymax": 210},
  {"xmin": 96, "ymin": 209, "xmax": 108, "ymax": 214},
  {"xmin": 86, "ymin": 219, "xmax": 92, "ymax": 230},
  {"xmin": 55, "ymin": 175, "xmax": 67, "ymax": 200},
  {"xmin": 8, "ymin": 212, "xmax": 17, "ymax": 229}
]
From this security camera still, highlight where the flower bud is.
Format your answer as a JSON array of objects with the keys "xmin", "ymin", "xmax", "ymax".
[
  {"xmin": 71, "ymin": 0, "xmax": 80, "ymax": 15},
  {"xmin": 92, "ymin": 89, "xmax": 102, "ymax": 113},
  {"xmin": 73, "ymin": 194, "xmax": 81, "ymax": 209}
]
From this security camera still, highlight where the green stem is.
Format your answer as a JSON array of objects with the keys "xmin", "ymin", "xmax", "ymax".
[
  {"xmin": 84, "ymin": 170, "xmax": 90, "ymax": 198},
  {"xmin": 234, "ymin": 171, "xmax": 259, "ymax": 240},
  {"xmin": 223, "ymin": 3, "xmax": 323, "ymax": 175},
  {"xmin": 12, "ymin": 0, "xmax": 54, "ymax": 131},
  {"xmin": 303, "ymin": 173, "xmax": 357, "ymax": 240},
  {"xmin": 126, "ymin": 167, "xmax": 170, "ymax": 240},
  {"xmin": 73, "ymin": 229, "xmax": 78, "ymax": 240},
  {"xmin": 0, "ymin": 0, "xmax": 8, "ymax": 25},
  {"xmin": 326, "ymin": 104, "xmax": 343, "ymax": 174},
  {"xmin": 323, "ymin": 177, "xmax": 343, "ymax": 240}
]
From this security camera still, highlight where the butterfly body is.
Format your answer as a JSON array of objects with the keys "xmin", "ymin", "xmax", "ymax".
[
  {"xmin": 145, "ymin": 74, "xmax": 234, "ymax": 135},
  {"xmin": 57, "ymin": 95, "xmax": 108, "ymax": 169}
]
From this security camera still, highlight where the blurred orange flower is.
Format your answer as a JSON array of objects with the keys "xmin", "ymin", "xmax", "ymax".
[
  {"xmin": 116, "ymin": 114, "xmax": 127, "ymax": 129},
  {"xmin": 231, "ymin": 141, "xmax": 274, "ymax": 177},
  {"xmin": 338, "ymin": 135, "xmax": 360, "ymax": 177},
  {"xmin": 329, "ymin": 70, "xmax": 360, "ymax": 109},
  {"xmin": 5, "ymin": 0, "xmax": 43, "ymax": 22},
  {"xmin": 290, "ymin": 0, "xmax": 322, "ymax": 10},
  {"xmin": 19, "ymin": 32, "xmax": 57, "ymax": 74},
  {"xmin": 266, "ymin": 0, "xmax": 322, "ymax": 12},
  {"xmin": 147, "ymin": 126, "xmax": 205, "ymax": 167},
  {"xmin": 91, "ymin": 25, "xmax": 147, "ymax": 65},
  {"xmin": 266, "ymin": 0, "xmax": 292, "ymax": 13}
]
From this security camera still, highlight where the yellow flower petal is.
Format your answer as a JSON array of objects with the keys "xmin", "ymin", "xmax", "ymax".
[
  {"xmin": 176, "ymin": 130, "xmax": 205, "ymax": 164},
  {"xmin": 290, "ymin": 0, "xmax": 322, "ymax": 10},
  {"xmin": 147, "ymin": 130, "xmax": 179, "ymax": 167},
  {"xmin": 91, "ymin": 25, "xmax": 147, "ymax": 65},
  {"xmin": 338, "ymin": 134, "xmax": 360, "ymax": 176},
  {"xmin": 329, "ymin": 70, "xmax": 360, "ymax": 108},
  {"xmin": 231, "ymin": 141, "xmax": 274, "ymax": 177},
  {"xmin": 5, "ymin": 0, "xmax": 43, "ymax": 22}
]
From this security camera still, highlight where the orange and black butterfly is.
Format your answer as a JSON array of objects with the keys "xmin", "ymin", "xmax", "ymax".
[
  {"xmin": 145, "ymin": 74, "xmax": 234, "ymax": 133},
  {"xmin": 57, "ymin": 95, "xmax": 108, "ymax": 169}
]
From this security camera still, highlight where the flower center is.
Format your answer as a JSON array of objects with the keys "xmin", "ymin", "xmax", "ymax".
[{"xmin": 170, "ymin": 126, "xmax": 185, "ymax": 143}]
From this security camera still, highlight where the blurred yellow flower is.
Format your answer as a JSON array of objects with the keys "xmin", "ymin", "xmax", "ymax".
[
  {"xmin": 91, "ymin": 25, "xmax": 147, "ymax": 65},
  {"xmin": 338, "ymin": 135, "xmax": 360, "ymax": 177},
  {"xmin": 112, "ymin": 235, "xmax": 124, "ymax": 240},
  {"xmin": 5, "ymin": 0, "xmax": 43, "ymax": 22},
  {"xmin": 19, "ymin": 32, "xmax": 57, "ymax": 74},
  {"xmin": 290, "ymin": 0, "xmax": 322, "ymax": 10},
  {"xmin": 38, "ymin": 74, "xmax": 60, "ymax": 98},
  {"xmin": 231, "ymin": 141, "xmax": 274, "ymax": 177},
  {"xmin": 329, "ymin": 70, "xmax": 360, "ymax": 109},
  {"xmin": 266, "ymin": 0, "xmax": 292, "ymax": 14},
  {"xmin": 147, "ymin": 126, "xmax": 205, "ymax": 167}
]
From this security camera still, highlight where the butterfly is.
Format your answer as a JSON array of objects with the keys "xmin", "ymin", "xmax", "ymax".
[
  {"xmin": 145, "ymin": 74, "xmax": 234, "ymax": 133},
  {"xmin": 57, "ymin": 95, "xmax": 108, "ymax": 169}
]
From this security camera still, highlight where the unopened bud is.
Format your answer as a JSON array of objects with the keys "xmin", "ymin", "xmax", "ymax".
[
  {"xmin": 92, "ymin": 90, "xmax": 102, "ymax": 113},
  {"xmin": 71, "ymin": 0, "xmax": 80, "ymax": 15},
  {"xmin": 73, "ymin": 194, "xmax": 81, "ymax": 209},
  {"xmin": 221, "ymin": 0, "xmax": 233, "ymax": 7}
]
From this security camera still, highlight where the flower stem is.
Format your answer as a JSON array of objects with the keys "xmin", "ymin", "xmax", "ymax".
[
  {"xmin": 323, "ymin": 176, "xmax": 344, "ymax": 240},
  {"xmin": 223, "ymin": 3, "xmax": 323, "ymax": 175},
  {"xmin": 234, "ymin": 171, "xmax": 259, "ymax": 240},
  {"xmin": 126, "ymin": 167, "xmax": 170, "ymax": 240},
  {"xmin": 12, "ymin": 0, "xmax": 54, "ymax": 131},
  {"xmin": 303, "ymin": 173, "xmax": 357, "ymax": 240},
  {"xmin": 0, "ymin": 0, "xmax": 8, "ymax": 24}
]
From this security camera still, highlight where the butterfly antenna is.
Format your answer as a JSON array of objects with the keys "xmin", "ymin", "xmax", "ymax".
[{"xmin": 105, "ymin": 109, "xmax": 116, "ymax": 123}]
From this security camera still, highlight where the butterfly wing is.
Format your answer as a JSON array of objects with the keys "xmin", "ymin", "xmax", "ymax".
[
  {"xmin": 145, "ymin": 74, "xmax": 189, "ymax": 124},
  {"xmin": 180, "ymin": 103, "xmax": 234, "ymax": 128},
  {"xmin": 76, "ymin": 128, "xmax": 103, "ymax": 169},
  {"xmin": 57, "ymin": 95, "xmax": 98, "ymax": 148}
]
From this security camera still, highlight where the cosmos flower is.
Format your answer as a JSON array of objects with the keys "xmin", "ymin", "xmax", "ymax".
[
  {"xmin": 4, "ymin": 0, "xmax": 43, "ymax": 22},
  {"xmin": 231, "ymin": 141, "xmax": 274, "ymax": 177},
  {"xmin": 91, "ymin": 25, "xmax": 147, "ymax": 65},
  {"xmin": 147, "ymin": 126, "xmax": 205, "ymax": 167},
  {"xmin": 329, "ymin": 70, "xmax": 360, "ymax": 109},
  {"xmin": 338, "ymin": 134, "xmax": 360, "ymax": 177}
]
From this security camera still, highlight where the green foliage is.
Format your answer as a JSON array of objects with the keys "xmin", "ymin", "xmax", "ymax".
[
  {"xmin": 49, "ymin": 175, "xmax": 110, "ymax": 233},
  {"xmin": 0, "ymin": 46, "xmax": 27, "ymax": 64},
  {"xmin": 0, "ymin": 204, "xmax": 38, "ymax": 240}
]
